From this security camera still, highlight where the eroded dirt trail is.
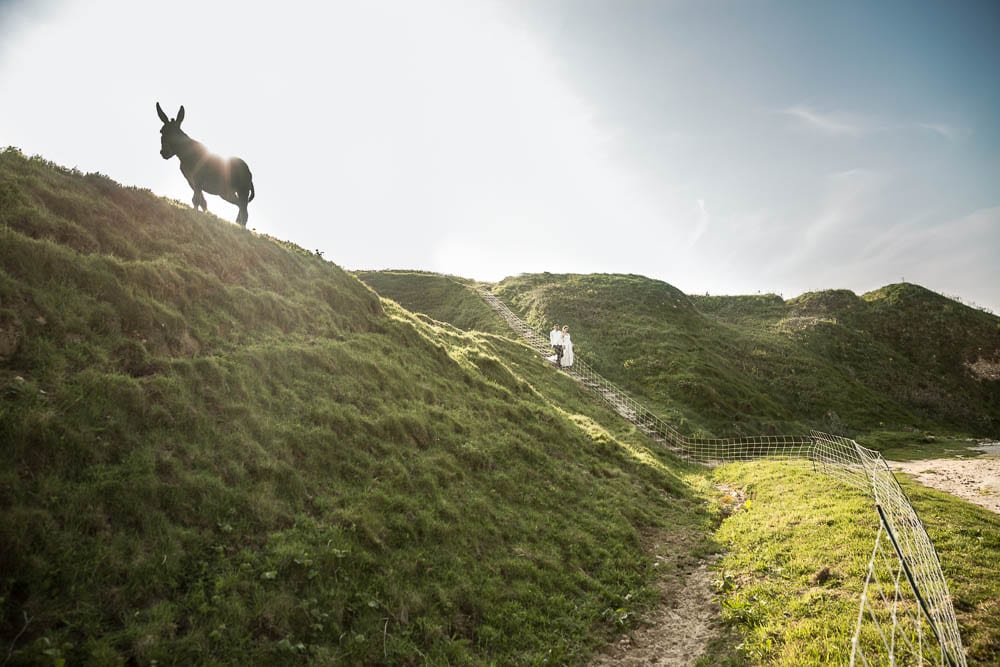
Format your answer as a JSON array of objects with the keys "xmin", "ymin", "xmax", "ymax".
[
  {"xmin": 589, "ymin": 490, "xmax": 747, "ymax": 667},
  {"xmin": 590, "ymin": 556, "xmax": 722, "ymax": 667}
]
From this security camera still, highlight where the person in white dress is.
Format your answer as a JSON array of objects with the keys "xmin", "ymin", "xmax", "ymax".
[{"xmin": 559, "ymin": 325, "xmax": 574, "ymax": 368}]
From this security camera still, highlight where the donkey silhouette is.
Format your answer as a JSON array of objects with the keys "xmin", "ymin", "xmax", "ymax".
[{"xmin": 156, "ymin": 102, "xmax": 255, "ymax": 226}]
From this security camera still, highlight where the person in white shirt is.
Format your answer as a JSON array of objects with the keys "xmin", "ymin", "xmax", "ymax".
[
  {"xmin": 549, "ymin": 324, "xmax": 563, "ymax": 366},
  {"xmin": 560, "ymin": 325, "xmax": 574, "ymax": 368}
]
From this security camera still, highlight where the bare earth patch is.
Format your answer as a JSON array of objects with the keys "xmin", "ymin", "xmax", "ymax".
[
  {"xmin": 590, "ymin": 493, "xmax": 743, "ymax": 667},
  {"xmin": 590, "ymin": 556, "xmax": 722, "ymax": 666},
  {"xmin": 890, "ymin": 442, "xmax": 1000, "ymax": 515}
]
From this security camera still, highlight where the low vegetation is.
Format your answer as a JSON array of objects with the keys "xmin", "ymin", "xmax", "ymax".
[
  {"xmin": 361, "ymin": 270, "xmax": 1000, "ymax": 665},
  {"xmin": 354, "ymin": 270, "xmax": 507, "ymax": 335}
]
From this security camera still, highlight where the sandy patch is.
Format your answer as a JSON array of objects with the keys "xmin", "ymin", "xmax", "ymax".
[{"xmin": 890, "ymin": 442, "xmax": 1000, "ymax": 514}]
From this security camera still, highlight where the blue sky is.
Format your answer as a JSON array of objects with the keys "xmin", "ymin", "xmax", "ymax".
[{"xmin": 1, "ymin": 0, "xmax": 998, "ymax": 312}]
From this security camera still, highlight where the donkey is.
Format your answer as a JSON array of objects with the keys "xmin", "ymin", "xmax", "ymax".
[{"xmin": 156, "ymin": 102, "xmax": 255, "ymax": 226}]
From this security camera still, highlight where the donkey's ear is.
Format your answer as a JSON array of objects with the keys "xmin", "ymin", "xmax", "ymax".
[
  {"xmin": 156, "ymin": 102, "xmax": 169, "ymax": 124},
  {"xmin": 176, "ymin": 106, "xmax": 185, "ymax": 125}
]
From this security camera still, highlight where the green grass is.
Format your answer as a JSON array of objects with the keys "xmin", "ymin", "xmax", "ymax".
[
  {"xmin": 0, "ymin": 149, "xmax": 717, "ymax": 664},
  {"xmin": 703, "ymin": 460, "xmax": 1000, "ymax": 665},
  {"xmin": 354, "ymin": 270, "xmax": 508, "ymax": 335},
  {"xmin": 490, "ymin": 273, "xmax": 999, "ymax": 439},
  {"xmin": 898, "ymin": 475, "xmax": 1000, "ymax": 662},
  {"xmin": 4, "ymin": 148, "xmax": 999, "ymax": 665},
  {"xmin": 357, "ymin": 270, "xmax": 1000, "ymax": 663},
  {"xmin": 859, "ymin": 430, "xmax": 988, "ymax": 461}
]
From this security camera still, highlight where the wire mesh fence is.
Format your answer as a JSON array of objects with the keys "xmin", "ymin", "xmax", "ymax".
[{"xmin": 476, "ymin": 287, "xmax": 967, "ymax": 666}]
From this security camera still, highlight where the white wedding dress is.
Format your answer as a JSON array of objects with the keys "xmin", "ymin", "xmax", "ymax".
[{"xmin": 560, "ymin": 335, "xmax": 574, "ymax": 368}]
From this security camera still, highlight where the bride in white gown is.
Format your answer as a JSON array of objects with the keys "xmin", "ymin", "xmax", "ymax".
[{"xmin": 559, "ymin": 326, "xmax": 574, "ymax": 368}]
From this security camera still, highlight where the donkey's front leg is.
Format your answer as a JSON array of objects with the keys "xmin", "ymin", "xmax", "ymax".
[{"xmin": 191, "ymin": 189, "xmax": 208, "ymax": 211}]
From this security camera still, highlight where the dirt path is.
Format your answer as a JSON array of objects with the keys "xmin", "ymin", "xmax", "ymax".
[
  {"xmin": 589, "ymin": 491, "xmax": 749, "ymax": 667},
  {"xmin": 590, "ymin": 556, "xmax": 722, "ymax": 666},
  {"xmin": 890, "ymin": 442, "xmax": 1000, "ymax": 515}
]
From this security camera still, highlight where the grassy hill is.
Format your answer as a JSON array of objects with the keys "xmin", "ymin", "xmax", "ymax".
[
  {"xmin": 364, "ymin": 274, "xmax": 1000, "ymax": 665},
  {"xmin": 354, "ymin": 270, "xmax": 508, "ymax": 335},
  {"xmin": 362, "ymin": 270, "xmax": 998, "ymax": 438},
  {"xmin": 351, "ymin": 270, "xmax": 1000, "ymax": 663},
  {"xmin": 4, "ymin": 149, "xmax": 998, "ymax": 665},
  {"xmin": 694, "ymin": 284, "xmax": 1000, "ymax": 436},
  {"xmin": 482, "ymin": 273, "xmax": 999, "ymax": 439},
  {"xmin": 0, "ymin": 149, "xmax": 717, "ymax": 664}
]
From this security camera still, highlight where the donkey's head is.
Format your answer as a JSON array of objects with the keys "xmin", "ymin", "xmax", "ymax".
[{"xmin": 156, "ymin": 102, "xmax": 186, "ymax": 159}]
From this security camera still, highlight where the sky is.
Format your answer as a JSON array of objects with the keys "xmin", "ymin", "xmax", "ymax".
[{"xmin": 1, "ymin": 0, "xmax": 998, "ymax": 313}]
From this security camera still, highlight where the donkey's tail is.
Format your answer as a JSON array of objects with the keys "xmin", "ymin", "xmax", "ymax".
[{"xmin": 247, "ymin": 178, "xmax": 255, "ymax": 203}]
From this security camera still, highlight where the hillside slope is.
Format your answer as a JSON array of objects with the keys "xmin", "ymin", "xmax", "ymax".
[
  {"xmin": 356, "ymin": 271, "xmax": 998, "ymax": 438},
  {"xmin": 501, "ymin": 274, "xmax": 998, "ymax": 438},
  {"xmin": 693, "ymin": 284, "xmax": 1000, "ymax": 436},
  {"xmin": 354, "ymin": 270, "xmax": 507, "ymax": 335},
  {"xmin": 353, "ymin": 270, "xmax": 1000, "ymax": 662},
  {"xmin": 0, "ymin": 150, "xmax": 712, "ymax": 665}
]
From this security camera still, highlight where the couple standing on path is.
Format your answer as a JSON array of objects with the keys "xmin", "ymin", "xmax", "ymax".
[{"xmin": 549, "ymin": 325, "xmax": 574, "ymax": 368}]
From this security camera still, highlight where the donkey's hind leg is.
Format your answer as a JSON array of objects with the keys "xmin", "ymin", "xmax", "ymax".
[
  {"xmin": 236, "ymin": 189, "xmax": 250, "ymax": 227},
  {"xmin": 220, "ymin": 190, "xmax": 249, "ymax": 227}
]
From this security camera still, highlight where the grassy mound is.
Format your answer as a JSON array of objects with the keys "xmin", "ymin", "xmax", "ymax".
[
  {"xmin": 354, "ymin": 270, "xmax": 507, "ymax": 335},
  {"xmin": 0, "ymin": 149, "xmax": 714, "ymax": 664},
  {"xmin": 485, "ymin": 273, "xmax": 998, "ymax": 439}
]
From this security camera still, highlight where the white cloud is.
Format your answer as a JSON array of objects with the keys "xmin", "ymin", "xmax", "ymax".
[
  {"xmin": 914, "ymin": 122, "xmax": 970, "ymax": 141},
  {"xmin": 779, "ymin": 105, "xmax": 868, "ymax": 136},
  {"xmin": 685, "ymin": 198, "xmax": 709, "ymax": 250},
  {"xmin": 779, "ymin": 106, "xmax": 971, "ymax": 145}
]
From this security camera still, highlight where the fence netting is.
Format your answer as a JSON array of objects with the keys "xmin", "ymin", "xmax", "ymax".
[{"xmin": 476, "ymin": 287, "xmax": 967, "ymax": 667}]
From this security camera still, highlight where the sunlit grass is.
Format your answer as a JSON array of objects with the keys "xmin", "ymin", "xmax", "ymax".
[
  {"xmin": 487, "ymin": 273, "xmax": 999, "ymax": 439},
  {"xmin": 0, "ymin": 149, "xmax": 715, "ymax": 664},
  {"xmin": 5, "ymin": 148, "xmax": 997, "ymax": 665},
  {"xmin": 701, "ymin": 460, "xmax": 1000, "ymax": 665}
]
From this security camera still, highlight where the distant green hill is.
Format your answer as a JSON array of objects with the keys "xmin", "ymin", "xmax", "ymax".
[
  {"xmin": 499, "ymin": 274, "xmax": 999, "ymax": 438},
  {"xmin": 0, "ymin": 149, "xmax": 710, "ymax": 664},
  {"xmin": 354, "ymin": 270, "xmax": 508, "ymax": 335},
  {"xmin": 693, "ymin": 284, "xmax": 1000, "ymax": 435},
  {"xmin": 360, "ymin": 271, "xmax": 999, "ymax": 439}
]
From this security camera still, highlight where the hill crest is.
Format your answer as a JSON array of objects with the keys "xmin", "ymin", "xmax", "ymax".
[
  {"xmin": 361, "ymin": 270, "xmax": 999, "ymax": 438},
  {"xmin": 0, "ymin": 148, "xmax": 708, "ymax": 664}
]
